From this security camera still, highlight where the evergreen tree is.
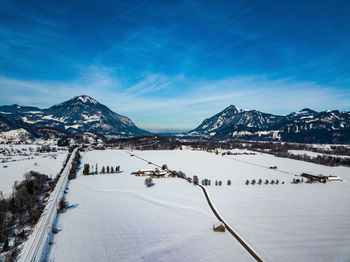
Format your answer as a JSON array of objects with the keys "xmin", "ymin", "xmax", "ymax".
[
  {"xmin": 107, "ymin": 166, "xmax": 110, "ymax": 173},
  {"xmin": 102, "ymin": 166, "xmax": 105, "ymax": 174},
  {"xmin": 83, "ymin": 164, "xmax": 90, "ymax": 175}
]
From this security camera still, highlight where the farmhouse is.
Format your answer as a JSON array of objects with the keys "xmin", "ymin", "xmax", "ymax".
[
  {"xmin": 300, "ymin": 173, "xmax": 343, "ymax": 183},
  {"xmin": 131, "ymin": 169, "xmax": 169, "ymax": 178},
  {"xmin": 327, "ymin": 175, "xmax": 343, "ymax": 182},
  {"xmin": 213, "ymin": 223, "xmax": 225, "ymax": 232},
  {"xmin": 131, "ymin": 169, "xmax": 155, "ymax": 176}
]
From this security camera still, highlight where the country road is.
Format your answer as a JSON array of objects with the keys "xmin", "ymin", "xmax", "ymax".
[
  {"xmin": 18, "ymin": 148, "xmax": 79, "ymax": 262},
  {"xmin": 127, "ymin": 150, "xmax": 264, "ymax": 262}
]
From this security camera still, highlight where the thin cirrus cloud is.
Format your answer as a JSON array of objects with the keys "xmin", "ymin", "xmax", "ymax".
[
  {"xmin": 0, "ymin": 69, "xmax": 348, "ymax": 131},
  {"xmin": 1, "ymin": 0, "xmax": 350, "ymax": 131}
]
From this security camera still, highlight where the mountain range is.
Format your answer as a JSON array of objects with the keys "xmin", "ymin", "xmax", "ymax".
[
  {"xmin": 1, "ymin": 96, "xmax": 350, "ymax": 143},
  {"xmin": 188, "ymin": 105, "xmax": 350, "ymax": 143},
  {"xmin": 0, "ymin": 95, "xmax": 148, "ymax": 137}
]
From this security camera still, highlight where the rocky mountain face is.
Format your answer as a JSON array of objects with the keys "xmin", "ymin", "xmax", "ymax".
[
  {"xmin": 188, "ymin": 105, "xmax": 350, "ymax": 143},
  {"xmin": 0, "ymin": 95, "xmax": 149, "ymax": 137}
]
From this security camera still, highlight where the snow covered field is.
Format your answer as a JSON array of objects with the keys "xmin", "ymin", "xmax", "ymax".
[
  {"xmin": 48, "ymin": 150, "xmax": 253, "ymax": 262},
  {"xmin": 0, "ymin": 144, "xmax": 68, "ymax": 195},
  {"xmin": 48, "ymin": 149, "xmax": 350, "ymax": 262}
]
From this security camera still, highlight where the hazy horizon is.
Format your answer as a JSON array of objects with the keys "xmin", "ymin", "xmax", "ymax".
[{"xmin": 1, "ymin": 0, "xmax": 350, "ymax": 130}]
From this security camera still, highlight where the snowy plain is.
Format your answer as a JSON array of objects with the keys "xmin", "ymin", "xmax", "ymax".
[
  {"xmin": 48, "ymin": 150, "xmax": 254, "ymax": 262},
  {"xmin": 133, "ymin": 150, "xmax": 350, "ymax": 261},
  {"xmin": 0, "ymin": 144, "xmax": 68, "ymax": 195},
  {"xmin": 47, "ymin": 149, "xmax": 350, "ymax": 262}
]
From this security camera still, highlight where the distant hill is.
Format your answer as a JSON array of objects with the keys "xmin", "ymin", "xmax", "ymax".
[{"xmin": 188, "ymin": 105, "xmax": 350, "ymax": 143}]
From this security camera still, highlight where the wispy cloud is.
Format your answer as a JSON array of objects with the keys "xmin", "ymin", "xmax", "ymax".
[
  {"xmin": 1, "ymin": 67, "xmax": 349, "ymax": 130},
  {"xmin": 1, "ymin": 0, "xmax": 350, "ymax": 130}
]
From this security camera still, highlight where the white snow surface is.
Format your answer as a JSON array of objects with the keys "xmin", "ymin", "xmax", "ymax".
[
  {"xmin": 0, "ymin": 128, "xmax": 32, "ymax": 143},
  {"xmin": 48, "ymin": 149, "xmax": 350, "ymax": 262},
  {"xmin": 64, "ymin": 124, "xmax": 82, "ymax": 129},
  {"xmin": 0, "ymin": 145, "xmax": 68, "ymax": 195},
  {"xmin": 48, "ymin": 150, "xmax": 254, "ymax": 262},
  {"xmin": 111, "ymin": 149, "xmax": 350, "ymax": 262}
]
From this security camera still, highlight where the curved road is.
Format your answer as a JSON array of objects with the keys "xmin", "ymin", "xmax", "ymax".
[{"xmin": 127, "ymin": 150, "xmax": 264, "ymax": 262}]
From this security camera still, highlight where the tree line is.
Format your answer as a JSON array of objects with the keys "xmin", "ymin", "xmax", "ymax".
[{"xmin": 82, "ymin": 164, "xmax": 120, "ymax": 175}]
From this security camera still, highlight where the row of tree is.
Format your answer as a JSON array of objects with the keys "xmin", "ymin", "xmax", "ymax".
[
  {"xmin": 68, "ymin": 150, "xmax": 81, "ymax": 180},
  {"xmin": 82, "ymin": 164, "xmax": 120, "ymax": 175},
  {"xmin": 245, "ymin": 179, "xmax": 284, "ymax": 185},
  {"xmin": 200, "ymin": 179, "xmax": 232, "ymax": 186},
  {"xmin": 250, "ymin": 142, "xmax": 350, "ymax": 167}
]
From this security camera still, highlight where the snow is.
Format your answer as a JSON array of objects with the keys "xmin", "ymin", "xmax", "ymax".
[
  {"xmin": 64, "ymin": 124, "xmax": 82, "ymax": 129},
  {"xmin": 42, "ymin": 149, "xmax": 350, "ymax": 261},
  {"xmin": 110, "ymin": 149, "xmax": 350, "ymax": 261},
  {"xmin": 18, "ymin": 148, "xmax": 78, "ymax": 262},
  {"xmin": 0, "ymin": 128, "xmax": 32, "ymax": 143},
  {"xmin": 47, "ymin": 150, "xmax": 255, "ymax": 262},
  {"xmin": 76, "ymin": 95, "xmax": 98, "ymax": 104},
  {"xmin": 21, "ymin": 116, "xmax": 38, "ymax": 124},
  {"xmin": 42, "ymin": 115, "xmax": 66, "ymax": 122},
  {"xmin": 81, "ymin": 114, "xmax": 100, "ymax": 123},
  {"xmin": 0, "ymin": 144, "xmax": 68, "ymax": 195},
  {"xmin": 256, "ymin": 130, "xmax": 281, "ymax": 139}
]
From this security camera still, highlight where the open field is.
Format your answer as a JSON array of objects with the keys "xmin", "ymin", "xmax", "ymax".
[
  {"xmin": 44, "ymin": 149, "xmax": 350, "ymax": 262},
  {"xmin": 133, "ymin": 149, "xmax": 350, "ymax": 261},
  {"xmin": 47, "ymin": 150, "xmax": 254, "ymax": 262},
  {"xmin": 2, "ymin": 148, "xmax": 349, "ymax": 261},
  {"xmin": 0, "ymin": 144, "xmax": 68, "ymax": 195}
]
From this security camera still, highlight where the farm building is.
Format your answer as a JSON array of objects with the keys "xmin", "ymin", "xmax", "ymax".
[
  {"xmin": 131, "ymin": 169, "xmax": 155, "ymax": 176},
  {"xmin": 301, "ymin": 173, "xmax": 329, "ymax": 183},
  {"xmin": 213, "ymin": 223, "xmax": 225, "ymax": 232},
  {"xmin": 131, "ymin": 169, "xmax": 169, "ymax": 178},
  {"xmin": 327, "ymin": 175, "xmax": 343, "ymax": 182}
]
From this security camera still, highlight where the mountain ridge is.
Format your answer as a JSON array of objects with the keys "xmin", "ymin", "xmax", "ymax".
[
  {"xmin": 188, "ymin": 105, "xmax": 350, "ymax": 143},
  {"xmin": 0, "ymin": 95, "xmax": 149, "ymax": 137}
]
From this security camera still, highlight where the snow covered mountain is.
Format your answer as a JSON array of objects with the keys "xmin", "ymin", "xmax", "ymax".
[
  {"xmin": 0, "ymin": 95, "xmax": 148, "ymax": 137},
  {"xmin": 188, "ymin": 106, "xmax": 350, "ymax": 143},
  {"xmin": 188, "ymin": 105, "xmax": 284, "ymax": 137}
]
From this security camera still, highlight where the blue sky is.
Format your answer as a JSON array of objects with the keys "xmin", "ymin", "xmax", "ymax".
[{"xmin": 1, "ymin": 0, "xmax": 350, "ymax": 132}]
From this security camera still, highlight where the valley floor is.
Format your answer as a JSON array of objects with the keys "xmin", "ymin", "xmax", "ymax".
[
  {"xmin": 20, "ymin": 149, "xmax": 350, "ymax": 261},
  {"xmin": 0, "ymin": 144, "xmax": 68, "ymax": 195}
]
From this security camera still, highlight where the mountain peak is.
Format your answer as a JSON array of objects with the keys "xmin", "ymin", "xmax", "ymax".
[
  {"xmin": 71, "ymin": 95, "xmax": 98, "ymax": 105},
  {"xmin": 299, "ymin": 108, "xmax": 316, "ymax": 113},
  {"xmin": 224, "ymin": 105, "xmax": 244, "ymax": 114}
]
